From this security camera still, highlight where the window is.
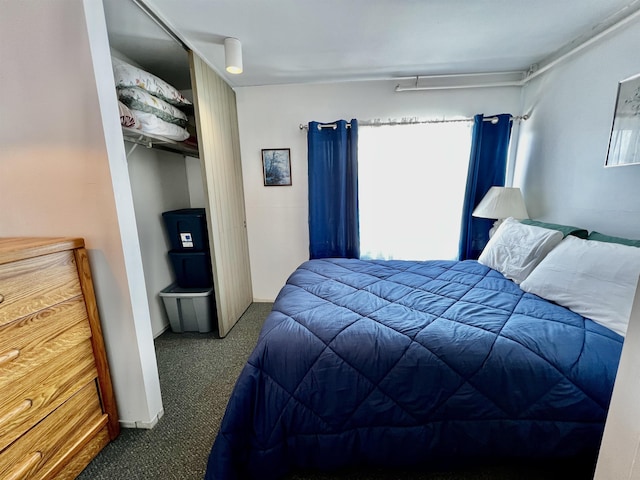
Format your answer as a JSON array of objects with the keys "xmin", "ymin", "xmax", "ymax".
[{"xmin": 358, "ymin": 122, "xmax": 472, "ymax": 260}]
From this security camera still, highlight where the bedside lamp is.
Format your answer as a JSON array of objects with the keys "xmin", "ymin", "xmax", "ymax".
[{"xmin": 472, "ymin": 186, "xmax": 529, "ymax": 237}]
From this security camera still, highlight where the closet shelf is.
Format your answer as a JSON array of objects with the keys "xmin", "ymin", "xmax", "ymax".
[{"xmin": 122, "ymin": 127, "xmax": 199, "ymax": 158}]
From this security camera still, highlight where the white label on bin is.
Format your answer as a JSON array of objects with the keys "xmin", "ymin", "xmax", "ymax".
[{"xmin": 180, "ymin": 233, "xmax": 194, "ymax": 248}]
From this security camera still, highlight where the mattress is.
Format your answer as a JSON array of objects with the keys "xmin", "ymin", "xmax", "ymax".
[{"xmin": 206, "ymin": 258, "xmax": 623, "ymax": 479}]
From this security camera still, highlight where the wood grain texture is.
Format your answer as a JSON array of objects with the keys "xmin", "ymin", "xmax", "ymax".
[
  {"xmin": 52, "ymin": 425, "xmax": 110, "ymax": 480},
  {"xmin": 3, "ymin": 451, "xmax": 42, "ymax": 480},
  {"xmin": 0, "ymin": 382, "xmax": 105, "ymax": 480},
  {"xmin": 0, "ymin": 251, "xmax": 82, "ymax": 327},
  {"xmin": 189, "ymin": 52, "xmax": 253, "ymax": 338},
  {"xmin": 0, "ymin": 238, "xmax": 119, "ymax": 478},
  {"xmin": 0, "ymin": 340, "xmax": 98, "ymax": 452},
  {"xmin": 36, "ymin": 405, "xmax": 108, "ymax": 480},
  {"xmin": 0, "ymin": 238, "xmax": 84, "ymax": 265},
  {"xmin": 0, "ymin": 298, "xmax": 91, "ymax": 391},
  {"xmin": 74, "ymin": 248, "xmax": 120, "ymax": 440}
]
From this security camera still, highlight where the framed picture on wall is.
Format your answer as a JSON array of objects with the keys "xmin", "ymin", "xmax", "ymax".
[
  {"xmin": 262, "ymin": 148, "xmax": 292, "ymax": 186},
  {"xmin": 606, "ymin": 72, "xmax": 640, "ymax": 167}
]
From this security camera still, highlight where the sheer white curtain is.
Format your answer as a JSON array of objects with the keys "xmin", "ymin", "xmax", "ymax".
[{"xmin": 358, "ymin": 122, "xmax": 472, "ymax": 260}]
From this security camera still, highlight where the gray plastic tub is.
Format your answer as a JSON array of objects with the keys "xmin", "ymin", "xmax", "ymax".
[{"xmin": 159, "ymin": 283, "xmax": 215, "ymax": 333}]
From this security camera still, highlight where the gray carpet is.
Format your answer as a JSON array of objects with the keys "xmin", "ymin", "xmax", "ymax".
[{"xmin": 77, "ymin": 302, "xmax": 596, "ymax": 480}]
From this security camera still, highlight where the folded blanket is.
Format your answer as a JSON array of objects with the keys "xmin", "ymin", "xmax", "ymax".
[
  {"xmin": 118, "ymin": 87, "xmax": 188, "ymax": 127},
  {"xmin": 112, "ymin": 56, "xmax": 192, "ymax": 107},
  {"xmin": 131, "ymin": 109, "xmax": 190, "ymax": 142}
]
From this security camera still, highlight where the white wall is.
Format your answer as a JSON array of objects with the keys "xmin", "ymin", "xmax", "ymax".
[
  {"xmin": 508, "ymin": 16, "xmax": 640, "ymax": 476},
  {"xmin": 186, "ymin": 156, "xmax": 207, "ymax": 207},
  {"xmin": 0, "ymin": 0, "xmax": 163, "ymax": 428},
  {"xmin": 235, "ymin": 81, "xmax": 522, "ymax": 301},
  {"xmin": 127, "ymin": 147, "xmax": 192, "ymax": 337},
  {"xmin": 514, "ymin": 19, "xmax": 640, "ymax": 239}
]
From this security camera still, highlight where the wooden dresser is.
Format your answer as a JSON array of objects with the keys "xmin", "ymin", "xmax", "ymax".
[{"xmin": 0, "ymin": 238, "xmax": 119, "ymax": 479}]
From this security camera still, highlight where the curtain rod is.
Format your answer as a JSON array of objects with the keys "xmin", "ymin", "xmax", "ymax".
[{"xmin": 299, "ymin": 115, "xmax": 528, "ymax": 130}]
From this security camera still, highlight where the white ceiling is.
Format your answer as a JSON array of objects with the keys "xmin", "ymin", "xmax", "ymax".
[{"xmin": 103, "ymin": 0, "xmax": 640, "ymax": 90}]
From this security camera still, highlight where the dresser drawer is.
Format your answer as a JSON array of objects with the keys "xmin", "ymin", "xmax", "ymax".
[
  {"xmin": 0, "ymin": 340, "xmax": 98, "ymax": 452},
  {"xmin": 0, "ymin": 381, "xmax": 106, "ymax": 480},
  {"xmin": 49, "ymin": 425, "xmax": 110, "ymax": 480},
  {"xmin": 0, "ymin": 297, "xmax": 92, "ymax": 391},
  {"xmin": 0, "ymin": 238, "xmax": 119, "ymax": 476},
  {"xmin": 0, "ymin": 251, "xmax": 82, "ymax": 327}
]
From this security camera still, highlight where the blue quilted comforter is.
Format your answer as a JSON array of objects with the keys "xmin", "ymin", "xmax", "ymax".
[{"xmin": 206, "ymin": 259, "xmax": 623, "ymax": 479}]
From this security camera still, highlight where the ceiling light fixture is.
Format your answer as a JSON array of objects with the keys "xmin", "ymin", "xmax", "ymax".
[{"xmin": 224, "ymin": 37, "xmax": 243, "ymax": 74}]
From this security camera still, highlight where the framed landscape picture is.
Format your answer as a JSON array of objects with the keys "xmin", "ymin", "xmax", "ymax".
[
  {"xmin": 262, "ymin": 148, "xmax": 292, "ymax": 186},
  {"xmin": 606, "ymin": 72, "xmax": 640, "ymax": 167}
]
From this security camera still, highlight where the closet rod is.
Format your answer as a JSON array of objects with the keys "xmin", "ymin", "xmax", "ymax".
[{"xmin": 299, "ymin": 115, "xmax": 528, "ymax": 130}]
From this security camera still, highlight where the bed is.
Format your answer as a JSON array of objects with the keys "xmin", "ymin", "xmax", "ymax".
[{"xmin": 205, "ymin": 220, "xmax": 640, "ymax": 480}]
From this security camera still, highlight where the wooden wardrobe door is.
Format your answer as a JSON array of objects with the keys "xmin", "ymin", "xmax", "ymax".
[{"xmin": 189, "ymin": 52, "xmax": 253, "ymax": 338}]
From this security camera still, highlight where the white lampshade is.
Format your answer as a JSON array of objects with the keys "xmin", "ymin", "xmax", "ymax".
[
  {"xmin": 472, "ymin": 186, "xmax": 529, "ymax": 220},
  {"xmin": 224, "ymin": 37, "xmax": 243, "ymax": 74}
]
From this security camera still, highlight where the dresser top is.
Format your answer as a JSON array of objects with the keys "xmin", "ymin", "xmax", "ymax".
[{"xmin": 0, "ymin": 237, "xmax": 85, "ymax": 265}]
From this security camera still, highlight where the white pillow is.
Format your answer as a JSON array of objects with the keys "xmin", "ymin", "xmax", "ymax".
[
  {"xmin": 118, "ymin": 87, "xmax": 188, "ymax": 126},
  {"xmin": 520, "ymin": 235, "xmax": 640, "ymax": 337},
  {"xmin": 131, "ymin": 110, "xmax": 190, "ymax": 141},
  {"xmin": 112, "ymin": 57, "xmax": 192, "ymax": 106},
  {"xmin": 478, "ymin": 217, "xmax": 563, "ymax": 284}
]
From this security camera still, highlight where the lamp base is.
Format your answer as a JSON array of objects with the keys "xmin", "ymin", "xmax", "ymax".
[{"xmin": 488, "ymin": 219, "xmax": 504, "ymax": 238}]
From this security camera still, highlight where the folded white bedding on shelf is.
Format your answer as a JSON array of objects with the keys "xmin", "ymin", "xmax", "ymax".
[
  {"xmin": 130, "ymin": 110, "xmax": 190, "ymax": 141},
  {"xmin": 112, "ymin": 56, "xmax": 191, "ymax": 106},
  {"xmin": 112, "ymin": 57, "xmax": 191, "ymax": 142},
  {"xmin": 118, "ymin": 87, "xmax": 188, "ymax": 127}
]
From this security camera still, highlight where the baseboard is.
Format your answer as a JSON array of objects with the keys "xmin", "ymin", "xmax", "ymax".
[
  {"xmin": 119, "ymin": 408, "xmax": 165, "ymax": 429},
  {"xmin": 153, "ymin": 323, "xmax": 171, "ymax": 338}
]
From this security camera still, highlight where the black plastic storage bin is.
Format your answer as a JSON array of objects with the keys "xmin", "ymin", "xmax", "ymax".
[
  {"xmin": 162, "ymin": 208, "xmax": 209, "ymax": 251},
  {"xmin": 168, "ymin": 250, "xmax": 213, "ymax": 288}
]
